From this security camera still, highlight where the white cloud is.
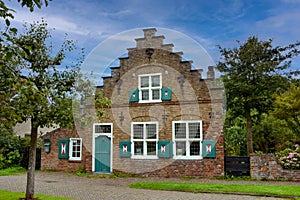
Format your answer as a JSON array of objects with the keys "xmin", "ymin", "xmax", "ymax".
[
  {"xmin": 13, "ymin": 9, "xmax": 90, "ymax": 36},
  {"xmin": 255, "ymin": 10, "xmax": 300, "ymax": 43}
]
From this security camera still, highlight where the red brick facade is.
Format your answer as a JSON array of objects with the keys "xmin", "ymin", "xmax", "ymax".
[{"xmin": 41, "ymin": 28, "xmax": 225, "ymax": 177}]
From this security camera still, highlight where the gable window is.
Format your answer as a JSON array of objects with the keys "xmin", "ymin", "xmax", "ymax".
[
  {"xmin": 69, "ymin": 138, "xmax": 82, "ymax": 161},
  {"xmin": 139, "ymin": 73, "xmax": 162, "ymax": 103},
  {"xmin": 172, "ymin": 121, "xmax": 202, "ymax": 159},
  {"xmin": 131, "ymin": 122, "xmax": 158, "ymax": 159}
]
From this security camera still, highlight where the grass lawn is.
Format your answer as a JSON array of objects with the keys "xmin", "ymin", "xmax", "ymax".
[
  {"xmin": 0, "ymin": 166, "xmax": 26, "ymax": 176},
  {"xmin": 130, "ymin": 182, "xmax": 300, "ymax": 198},
  {"xmin": 0, "ymin": 190, "xmax": 72, "ymax": 200}
]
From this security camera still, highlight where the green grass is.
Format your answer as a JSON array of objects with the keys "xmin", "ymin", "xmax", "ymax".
[
  {"xmin": 0, "ymin": 166, "xmax": 26, "ymax": 176},
  {"xmin": 0, "ymin": 190, "xmax": 72, "ymax": 200},
  {"xmin": 75, "ymin": 170, "xmax": 135, "ymax": 178},
  {"xmin": 130, "ymin": 182, "xmax": 300, "ymax": 198}
]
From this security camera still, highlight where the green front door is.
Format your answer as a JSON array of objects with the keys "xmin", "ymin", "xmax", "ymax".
[{"xmin": 94, "ymin": 135, "xmax": 111, "ymax": 173}]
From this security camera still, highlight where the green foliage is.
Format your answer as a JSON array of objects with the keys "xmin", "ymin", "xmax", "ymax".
[
  {"xmin": 0, "ymin": 130, "xmax": 40, "ymax": 169},
  {"xmin": 253, "ymin": 114, "xmax": 295, "ymax": 153},
  {"xmin": 224, "ymin": 112, "xmax": 247, "ymax": 156},
  {"xmin": 272, "ymin": 83, "xmax": 300, "ymax": 137},
  {"xmin": 276, "ymin": 144, "xmax": 300, "ymax": 170},
  {"xmin": 4, "ymin": 20, "xmax": 82, "ymax": 130},
  {"xmin": 0, "ymin": 190, "xmax": 72, "ymax": 200},
  {"xmin": 0, "ymin": 132, "xmax": 21, "ymax": 169},
  {"xmin": 217, "ymin": 36, "xmax": 300, "ymax": 155},
  {"xmin": 17, "ymin": 0, "xmax": 51, "ymax": 12},
  {"xmin": 130, "ymin": 182, "xmax": 300, "ymax": 197},
  {"xmin": 95, "ymin": 91, "xmax": 111, "ymax": 121},
  {"xmin": 0, "ymin": 166, "xmax": 26, "ymax": 176},
  {"xmin": 72, "ymin": 72, "xmax": 111, "ymax": 129}
]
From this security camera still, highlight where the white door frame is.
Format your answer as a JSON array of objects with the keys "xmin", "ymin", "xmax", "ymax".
[{"xmin": 92, "ymin": 123, "xmax": 113, "ymax": 173}]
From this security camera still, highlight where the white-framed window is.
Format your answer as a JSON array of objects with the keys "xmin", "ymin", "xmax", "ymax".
[
  {"xmin": 69, "ymin": 138, "xmax": 82, "ymax": 161},
  {"xmin": 172, "ymin": 121, "xmax": 203, "ymax": 159},
  {"xmin": 138, "ymin": 73, "xmax": 162, "ymax": 103},
  {"xmin": 131, "ymin": 122, "xmax": 158, "ymax": 159}
]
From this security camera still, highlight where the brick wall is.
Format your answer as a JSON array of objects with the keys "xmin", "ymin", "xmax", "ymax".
[
  {"xmin": 41, "ymin": 128, "xmax": 87, "ymax": 172},
  {"xmin": 250, "ymin": 154, "xmax": 300, "ymax": 181},
  {"xmin": 41, "ymin": 28, "xmax": 225, "ymax": 178},
  {"xmin": 99, "ymin": 28, "xmax": 225, "ymax": 177}
]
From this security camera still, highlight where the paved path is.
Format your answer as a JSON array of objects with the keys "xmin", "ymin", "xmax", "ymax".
[{"xmin": 0, "ymin": 172, "xmax": 298, "ymax": 200}]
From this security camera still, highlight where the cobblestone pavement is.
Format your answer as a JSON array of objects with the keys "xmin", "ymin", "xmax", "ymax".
[{"xmin": 0, "ymin": 171, "xmax": 299, "ymax": 200}]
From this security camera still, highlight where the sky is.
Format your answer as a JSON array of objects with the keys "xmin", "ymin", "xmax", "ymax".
[{"xmin": 4, "ymin": 0, "xmax": 300, "ymax": 83}]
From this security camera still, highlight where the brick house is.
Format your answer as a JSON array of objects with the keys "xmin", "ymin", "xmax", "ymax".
[{"xmin": 41, "ymin": 28, "xmax": 224, "ymax": 177}]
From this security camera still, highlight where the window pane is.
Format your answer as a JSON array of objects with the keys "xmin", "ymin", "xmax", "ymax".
[
  {"xmin": 73, "ymin": 151, "xmax": 80, "ymax": 157},
  {"xmin": 190, "ymin": 141, "xmax": 200, "ymax": 155},
  {"xmin": 176, "ymin": 141, "xmax": 186, "ymax": 156},
  {"xmin": 151, "ymin": 75, "xmax": 160, "ymax": 87},
  {"xmin": 189, "ymin": 123, "xmax": 200, "ymax": 139},
  {"xmin": 152, "ymin": 89, "xmax": 160, "ymax": 100},
  {"xmin": 140, "ymin": 76, "xmax": 149, "ymax": 88},
  {"xmin": 147, "ymin": 141, "xmax": 156, "ymax": 155},
  {"xmin": 134, "ymin": 142, "xmax": 143, "ymax": 155},
  {"xmin": 141, "ymin": 90, "xmax": 149, "ymax": 100},
  {"xmin": 175, "ymin": 123, "xmax": 186, "ymax": 138},
  {"xmin": 146, "ymin": 124, "xmax": 157, "ymax": 139},
  {"xmin": 133, "ymin": 124, "xmax": 143, "ymax": 139},
  {"xmin": 95, "ymin": 125, "xmax": 111, "ymax": 133},
  {"xmin": 70, "ymin": 139, "xmax": 81, "ymax": 158}
]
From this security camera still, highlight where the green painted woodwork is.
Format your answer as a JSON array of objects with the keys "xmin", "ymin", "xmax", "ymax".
[{"xmin": 94, "ymin": 135, "xmax": 111, "ymax": 173}]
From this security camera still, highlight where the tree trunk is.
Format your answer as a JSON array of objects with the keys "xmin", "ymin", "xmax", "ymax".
[
  {"xmin": 25, "ymin": 120, "xmax": 38, "ymax": 200},
  {"xmin": 246, "ymin": 109, "xmax": 253, "ymax": 156}
]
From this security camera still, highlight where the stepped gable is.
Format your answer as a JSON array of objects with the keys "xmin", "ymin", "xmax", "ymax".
[{"xmin": 101, "ymin": 28, "xmax": 206, "ymax": 90}]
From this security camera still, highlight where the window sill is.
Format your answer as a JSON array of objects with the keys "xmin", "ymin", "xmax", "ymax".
[
  {"xmin": 173, "ymin": 156, "xmax": 203, "ymax": 160},
  {"xmin": 68, "ymin": 159, "xmax": 82, "ymax": 162},
  {"xmin": 139, "ymin": 100, "xmax": 162, "ymax": 103},
  {"xmin": 131, "ymin": 156, "xmax": 158, "ymax": 160}
]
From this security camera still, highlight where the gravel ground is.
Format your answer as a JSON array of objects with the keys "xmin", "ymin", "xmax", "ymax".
[{"xmin": 0, "ymin": 171, "xmax": 299, "ymax": 200}]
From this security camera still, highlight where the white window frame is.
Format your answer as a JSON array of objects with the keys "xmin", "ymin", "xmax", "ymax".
[
  {"xmin": 138, "ymin": 73, "xmax": 162, "ymax": 103},
  {"xmin": 131, "ymin": 122, "xmax": 158, "ymax": 159},
  {"xmin": 172, "ymin": 120, "xmax": 203, "ymax": 160},
  {"xmin": 69, "ymin": 138, "xmax": 82, "ymax": 161}
]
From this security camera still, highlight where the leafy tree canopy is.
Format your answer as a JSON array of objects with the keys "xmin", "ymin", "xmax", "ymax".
[
  {"xmin": 272, "ymin": 83, "xmax": 300, "ymax": 137},
  {"xmin": 217, "ymin": 36, "xmax": 300, "ymax": 155}
]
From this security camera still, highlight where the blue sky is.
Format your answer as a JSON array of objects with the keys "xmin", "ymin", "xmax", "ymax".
[{"xmin": 5, "ymin": 0, "xmax": 300, "ymax": 81}]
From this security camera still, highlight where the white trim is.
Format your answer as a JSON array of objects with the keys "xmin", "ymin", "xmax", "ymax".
[
  {"xmin": 69, "ymin": 138, "xmax": 82, "ymax": 161},
  {"xmin": 92, "ymin": 123, "xmax": 113, "ymax": 173},
  {"xmin": 172, "ymin": 120, "xmax": 203, "ymax": 160},
  {"xmin": 131, "ymin": 121, "xmax": 159, "ymax": 159},
  {"xmin": 138, "ymin": 73, "xmax": 162, "ymax": 103}
]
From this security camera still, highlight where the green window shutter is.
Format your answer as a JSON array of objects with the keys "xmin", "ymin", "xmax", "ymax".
[
  {"xmin": 158, "ymin": 140, "xmax": 173, "ymax": 158},
  {"xmin": 120, "ymin": 141, "xmax": 131, "ymax": 157},
  {"xmin": 129, "ymin": 89, "xmax": 139, "ymax": 102},
  {"xmin": 58, "ymin": 138, "xmax": 69, "ymax": 159},
  {"xmin": 161, "ymin": 88, "xmax": 172, "ymax": 101},
  {"xmin": 202, "ymin": 140, "xmax": 216, "ymax": 158}
]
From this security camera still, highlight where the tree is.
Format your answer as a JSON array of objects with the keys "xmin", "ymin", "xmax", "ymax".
[
  {"xmin": 253, "ymin": 113, "xmax": 295, "ymax": 153},
  {"xmin": 0, "ymin": 0, "xmax": 52, "ymax": 133},
  {"xmin": 223, "ymin": 111, "xmax": 247, "ymax": 156},
  {"xmin": 272, "ymin": 83, "xmax": 300, "ymax": 138},
  {"xmin": 217, "ymin": 36, "xmax": 300, "ymax": 155},
  {"xmin": 5, "ymin": 21, "xmax": 81, "ymax": 200}
]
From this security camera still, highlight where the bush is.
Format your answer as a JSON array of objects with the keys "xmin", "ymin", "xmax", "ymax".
[
  {"xmin": 0, "ymin": 132, "xmax": 28, "ymax": 169},
  {"xmin": 276, "ymin": 144, "xmax": 300, "ymax": 170}
]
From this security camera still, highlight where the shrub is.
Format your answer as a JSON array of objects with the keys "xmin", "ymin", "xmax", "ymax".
[{"xmin": 276, "ymin": 144, "xmax": 300, "ymax": 170}]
